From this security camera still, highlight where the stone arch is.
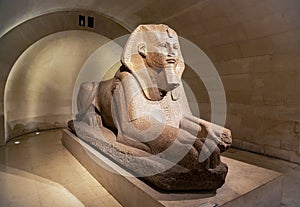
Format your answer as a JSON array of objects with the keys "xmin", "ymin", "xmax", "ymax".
[{"xmin": 0, "ymin": 10, "xmax": 129, "ymax": 144}]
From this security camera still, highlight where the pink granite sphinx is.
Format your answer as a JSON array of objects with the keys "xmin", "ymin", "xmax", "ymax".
[{"xmin": 69, "ymin": 24, "xmax": 232, "ymax": 191}]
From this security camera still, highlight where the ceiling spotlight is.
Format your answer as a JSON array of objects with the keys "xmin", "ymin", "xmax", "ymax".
[
  {"xmin": 14, "ymin": 141, "xmax": 20, "ymax": 145},
  {"xmin": 36, "ymin": 132, "xmax": 40, "ymax": 135}
]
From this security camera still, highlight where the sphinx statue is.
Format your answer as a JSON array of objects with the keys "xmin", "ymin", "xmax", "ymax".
[{"xmin": 69, "ymin": 24, "xmax": 232, "ymax": 191}]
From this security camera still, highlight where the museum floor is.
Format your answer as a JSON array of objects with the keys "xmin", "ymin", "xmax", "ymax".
[{"xmin": 0, "ymin": 129, "xmax": 299, "ymax": 207}]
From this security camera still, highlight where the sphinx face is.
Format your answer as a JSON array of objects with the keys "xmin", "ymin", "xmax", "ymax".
[
  {"xmin": 145, "ymin": 35, "xmax": 180, "ymax": 69},
  {"xmin": 144, "ymin": 33, "xmax": 181, "ymax": 93}
]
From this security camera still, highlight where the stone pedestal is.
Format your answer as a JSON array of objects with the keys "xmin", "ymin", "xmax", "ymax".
[{"xmin": 62, "ymin": 129, "xmax": 283, "ymax": 207}]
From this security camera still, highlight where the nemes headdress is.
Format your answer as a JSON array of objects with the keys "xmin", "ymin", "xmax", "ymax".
[{"xmin": 121, "ymin": 24, "xmax": 185, "ymax": 101}]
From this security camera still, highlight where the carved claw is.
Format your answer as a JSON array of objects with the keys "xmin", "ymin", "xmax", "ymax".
[
  {"xmin": 88, "ymin": 116, "xmax": 97, "ymax": 127},
  {"xmin": 217, "ymin": 130, "xmax": 232, "ymax": 152},
  {"xmin": 86, "ymin": 113, "xmax": 103, "ymax": 127}
]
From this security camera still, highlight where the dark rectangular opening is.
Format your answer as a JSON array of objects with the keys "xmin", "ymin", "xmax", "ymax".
[
  {"xmin": 88, "ymin": 16, "xmax": 94, "ymax": 28},
  {"xmin": 79, "ymin": 15, "xmax": 85, "ymax": 26}
]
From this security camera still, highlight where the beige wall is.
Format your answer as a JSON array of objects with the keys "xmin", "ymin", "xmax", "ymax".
[
  {"xmin": 0, "ymin": 0, "xmax": 299, "ymax": 163},
  {"xmin": 5, "ymin": 31, "xmax": 111, "ymax": 139},
  {"xmin": 164, "ymin": 0, "xmax": 300, "ymax": 163}
]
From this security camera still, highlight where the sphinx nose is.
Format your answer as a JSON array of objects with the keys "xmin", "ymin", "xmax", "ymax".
[
  {"xmin": 168, "ymin": 50, "xmax": 175, "ymax": 57},
  {"xmin": 167, "ymin": 45, "xmax": 176, "ymax": 57},
  {"xmin": 168, "ymin": 82, "xmax": 179, "ymax": 90},
  {"xmin": 170, "ymin": 82, "xmax": 179, "ymax": 87}
]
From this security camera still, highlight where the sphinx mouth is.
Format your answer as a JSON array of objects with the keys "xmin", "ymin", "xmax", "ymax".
[{"xmin": 166, "ymin": 58, "xmax": 177, "ymax": 64}]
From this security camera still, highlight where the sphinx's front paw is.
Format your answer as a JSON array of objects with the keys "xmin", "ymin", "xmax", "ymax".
[
  {"xmin": 87, "ymin": 114, "xmax": 102, "ymax": 127},
  {"xmin": 218, "ymin": 130, "xmax": 232, "ymax": 152}
]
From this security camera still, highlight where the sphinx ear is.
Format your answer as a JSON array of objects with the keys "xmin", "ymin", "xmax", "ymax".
[{"xmin": 137, "ymin": 43, "xmax": 146, "ymax": 58}]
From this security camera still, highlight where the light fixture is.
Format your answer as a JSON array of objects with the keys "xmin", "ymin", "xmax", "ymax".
[
  {"xmin": 14, "ymin": 141, "xmax": 20, "ymax": 145},
  {"xmin": 36, "ymin": 132, "xmax": 40, "ymax": 135}
]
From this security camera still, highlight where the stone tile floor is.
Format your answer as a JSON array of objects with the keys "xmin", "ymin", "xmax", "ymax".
[
  {"xmin": 0, "ymin": 129, "xmax": 299, "ymax": 206},
  {"xmin": 223, "ymin": 149, "xmax": 300, "ymax": 207},
  {"xmin": 0, "ymin": 129, "xmax": 121, "ymax": 207}
]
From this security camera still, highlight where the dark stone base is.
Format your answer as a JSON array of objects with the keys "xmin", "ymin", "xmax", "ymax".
[
  {"xmin": 146, "ymin": 164, "xmax": 227, "ymax": 191},
  {"xmin": 62, "ymin": 129, "xmax": 283, "ymax": 207},
  {"xmin": 68, "ymin": 120, "xmax": 227, "ymax": 191}
]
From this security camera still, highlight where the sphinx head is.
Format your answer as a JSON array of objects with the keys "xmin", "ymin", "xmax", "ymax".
[{"xmin": 122, "ymin": 24, "xmax": 185, "ymax": 100}]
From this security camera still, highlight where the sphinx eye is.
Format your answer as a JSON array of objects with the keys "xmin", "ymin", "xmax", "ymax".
[
  {"xmin": 173, "ymin": 44, "xmax": 179, "ymax": 49},
  {"xmin": 159, "ymin": 43, "xmax": 167, "ymax": 48}
]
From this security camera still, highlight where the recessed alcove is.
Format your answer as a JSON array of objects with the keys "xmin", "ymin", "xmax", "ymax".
[{"xmin": 4, "ymin": 30, "xmax": 113, "ymax": 139}]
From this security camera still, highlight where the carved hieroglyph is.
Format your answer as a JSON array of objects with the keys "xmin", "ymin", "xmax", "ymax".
[{"xmin": 69, "ymin": 24, "xmax": 232, "ymax": 191}]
